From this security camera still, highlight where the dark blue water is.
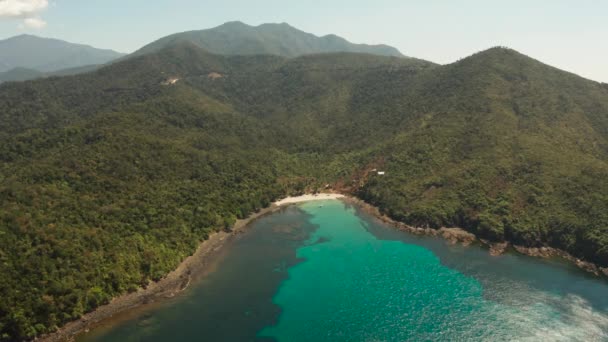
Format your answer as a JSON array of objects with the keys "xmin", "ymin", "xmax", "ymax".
[{"xmin": 81, "ymin": 200, "xmax": 608, "ymax": 341}]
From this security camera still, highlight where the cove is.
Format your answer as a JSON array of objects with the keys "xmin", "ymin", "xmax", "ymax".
[{"xmin": 81, "ymin": 200, "xmax": 608, "ymax": 341}]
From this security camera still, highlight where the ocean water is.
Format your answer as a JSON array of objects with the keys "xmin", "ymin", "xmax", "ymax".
[{"xmin": 81, "ymin": 200, "xmax": 608, "ymax": 342}]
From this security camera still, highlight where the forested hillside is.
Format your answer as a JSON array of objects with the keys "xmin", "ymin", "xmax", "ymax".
[
  {"xmin": 357, "ymin": 48, "xmax": 608, "ymax": 264},
  {"xmin": 0, "ymin": 68, "xmax": 45, "ymax": 84},
  {"xmin": 0, "ymin": 65, "xmax": 102, "ymax": 84},
  {"xmin": 1, "ymin": 43, "xmax": 607, "ymax": 340},
  {"xmin": 133, "ymin": 21, "xmax": 405, "ymax": 58}
]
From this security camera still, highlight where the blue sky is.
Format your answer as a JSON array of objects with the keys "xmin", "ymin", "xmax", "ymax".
[{"xmin": 1, "ymin": 0, "xmax": 607, "ymax": 82}]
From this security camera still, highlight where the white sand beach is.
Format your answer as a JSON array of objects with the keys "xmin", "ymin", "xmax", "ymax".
[{"xmin": 274, "ymin": 193, "xmax": 345, "ymax": 206}]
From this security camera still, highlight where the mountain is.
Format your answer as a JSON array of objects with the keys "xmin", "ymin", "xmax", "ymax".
[
  {"xmin": 357, "ymin": 48, "xmax": 608, "ymax": 254},
  {"xmin": 0, "ymin": 67, "xmax": 45, "ymax": 83},
  {"xmin": 0, "ymin": 64, "xmax": 102, "ymax": 84},
  {"xmin": 0, "ymin": 34, "xmax": 125, "ymax": 73},
  {"xmin": 133, "ymin": 21, "xmax": 405, "ymax": 58},
  {"xmin": 0, "ymin": 43, "xmax": 607, "ymax": 340}
]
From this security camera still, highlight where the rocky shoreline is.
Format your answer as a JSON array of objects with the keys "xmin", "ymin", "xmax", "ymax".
[
  {"xmin": 38, "ymin": 194, "xmax": 344, "ymax": 342},
  {"xmin": 38, "ymin": 194, "xmax": 608, "ymax": 341},
  {"xmin": 38, "ymin": 204, "xmax": 282, "ymax": 342},
  {"xmin": 510, "ymin": 245, "xmax": 608, "ymax": 277},
  {"xmin": 345, "ymin": 197, "xmax": 608, "ymax": 279}
]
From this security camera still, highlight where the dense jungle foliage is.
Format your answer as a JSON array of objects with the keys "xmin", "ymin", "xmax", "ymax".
[{"xmin": 0, "ymin": 42, "xmax": 607, "ymax": 340}]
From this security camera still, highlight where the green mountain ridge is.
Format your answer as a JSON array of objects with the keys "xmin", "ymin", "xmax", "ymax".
[
  {"xmin": 0, "ymin": 65, "xmax": 102, "ymax": 84},
  {"xmin": 0, "ymin": 34, "xmax": 125, "ymax": 73},
  {"xmin": 0, "ymin": 42, "xmax": 607, "ymax": 340},
  {"xmin": 133, "ymin": 21, "xmax": 406, "ymax": 58},
  {"xmin": 0, "ymin": 22, "xmax": 409, "ymax": 84},
  {"xmin": 0, "ymin": 67, "xmax": 45, "ymax": 83}
]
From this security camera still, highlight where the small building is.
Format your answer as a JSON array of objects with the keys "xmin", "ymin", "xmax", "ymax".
[
  {"xmin": 161, "ymin": 77, "xmax": 180, "ymax": 85},
  {"xmin": 208, "ymin": 72, "xmax": 224, "ymax": 80},
  {"xmin": 377, "ymin": 171, "xmax": 386, "ymax": 176}
]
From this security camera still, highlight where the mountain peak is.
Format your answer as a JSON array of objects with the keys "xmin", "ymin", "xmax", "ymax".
[
  {"xmin": 133, "ymin": 22, "xmax": 405, "ymax": 58},
  {"xmin": 258, "ymin": 22, "xmax": 295, "ymax": 28},
  {"xmin": 476, "ymin": 46, "xmax": 525, "ymax": 58},
  {"xmin": 454, "ymin": 46, "xmax": 539, "ymax": 69},
  {"xmin": 217, "ymin": 21, "xmax": 251, "ymax": 29},
  {"xmin": 6, "ymin": 33, "xmax": 41, "ymax": 41},
  {"xmin": 0, "ymin": 35, "xmax": 125, "ymax": 73},
  {"xmin": 12, "ymin": 33, "xmax": 33, "ymax": 38}
]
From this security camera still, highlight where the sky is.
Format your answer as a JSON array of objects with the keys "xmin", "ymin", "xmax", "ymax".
[{"xmin": 1, "ymin": 0, "xmax": 607, "ymax": 82}]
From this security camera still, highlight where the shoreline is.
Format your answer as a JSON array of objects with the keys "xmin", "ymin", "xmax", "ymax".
[
  {"xmin": 40, "ymin": 192, "xmax": 607, "ymax": 341},
  {"xmin": 39, "ymin": 194, "xmax": 344, "ymax": 342},
  {"xmin": 273, "ymin": 193, "xmax": 345, "ymax": 206},
  {"xmin": 344, "ymin": 197, "xmax": 608, "ymax": 279},
  {"xmin": 40, "ymin": 204, "xmax": 280, "ymax": 342}
]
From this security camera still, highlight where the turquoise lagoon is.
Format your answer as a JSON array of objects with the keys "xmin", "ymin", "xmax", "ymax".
[{"xmin": 82, "ymin": 200, "xmax": 608, "ymax": 341}]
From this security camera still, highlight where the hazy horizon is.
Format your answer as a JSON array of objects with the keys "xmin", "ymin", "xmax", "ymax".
[{"xmin": 0, "ymin": 0, "xmax": 606, "ymax": 83}]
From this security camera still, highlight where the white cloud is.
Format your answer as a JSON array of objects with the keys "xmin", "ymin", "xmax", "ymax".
[
  {"xmin": 22, "ymin": 16, "xmax": 45, "ymax": 28},
  {"xmin": 0, "ymin": 0, "xmax": 47, "ymax": 17},
  {"xmin": 0, "ymin": 0, "xmax": 49, "ymax": 29}
]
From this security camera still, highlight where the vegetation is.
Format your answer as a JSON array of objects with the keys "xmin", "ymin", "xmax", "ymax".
[
  {"xmin": 0, "ymin": 43, "xmax": 607, "ymax": 340},
  {"xmin": 133, "ymin": 21, "xmax": 405, "ymax": 58},
  {"xmin": 0, "ymin": 65, "xmax": 101, "ymax": 84},
  {"xmin": 357, "ymin": 49, "xmax": 608, "ymax": 265},
  {"xmin": 0, "ymin": 68, "xmax": 45, "ymax": 84}
]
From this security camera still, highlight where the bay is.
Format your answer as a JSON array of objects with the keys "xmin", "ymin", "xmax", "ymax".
[{"xmin": 81, "ymin": 200, "xmax": 608, "ymax": 341}]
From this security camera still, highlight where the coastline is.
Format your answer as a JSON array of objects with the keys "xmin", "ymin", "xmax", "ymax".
[
  {"xmin": 344, "ymin": 196, "xmax": 608, "ymax": 279},
  {"xmin": 40, "ymin": 192, "xmax": 607, "ymax": 341},
  {"xmin": 274, "ymin": 193, "xmax": 345, "ymax": 206},
  {"xmin": 39, "ymin": 194, "xmax": 343, "ymax": 342}
]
